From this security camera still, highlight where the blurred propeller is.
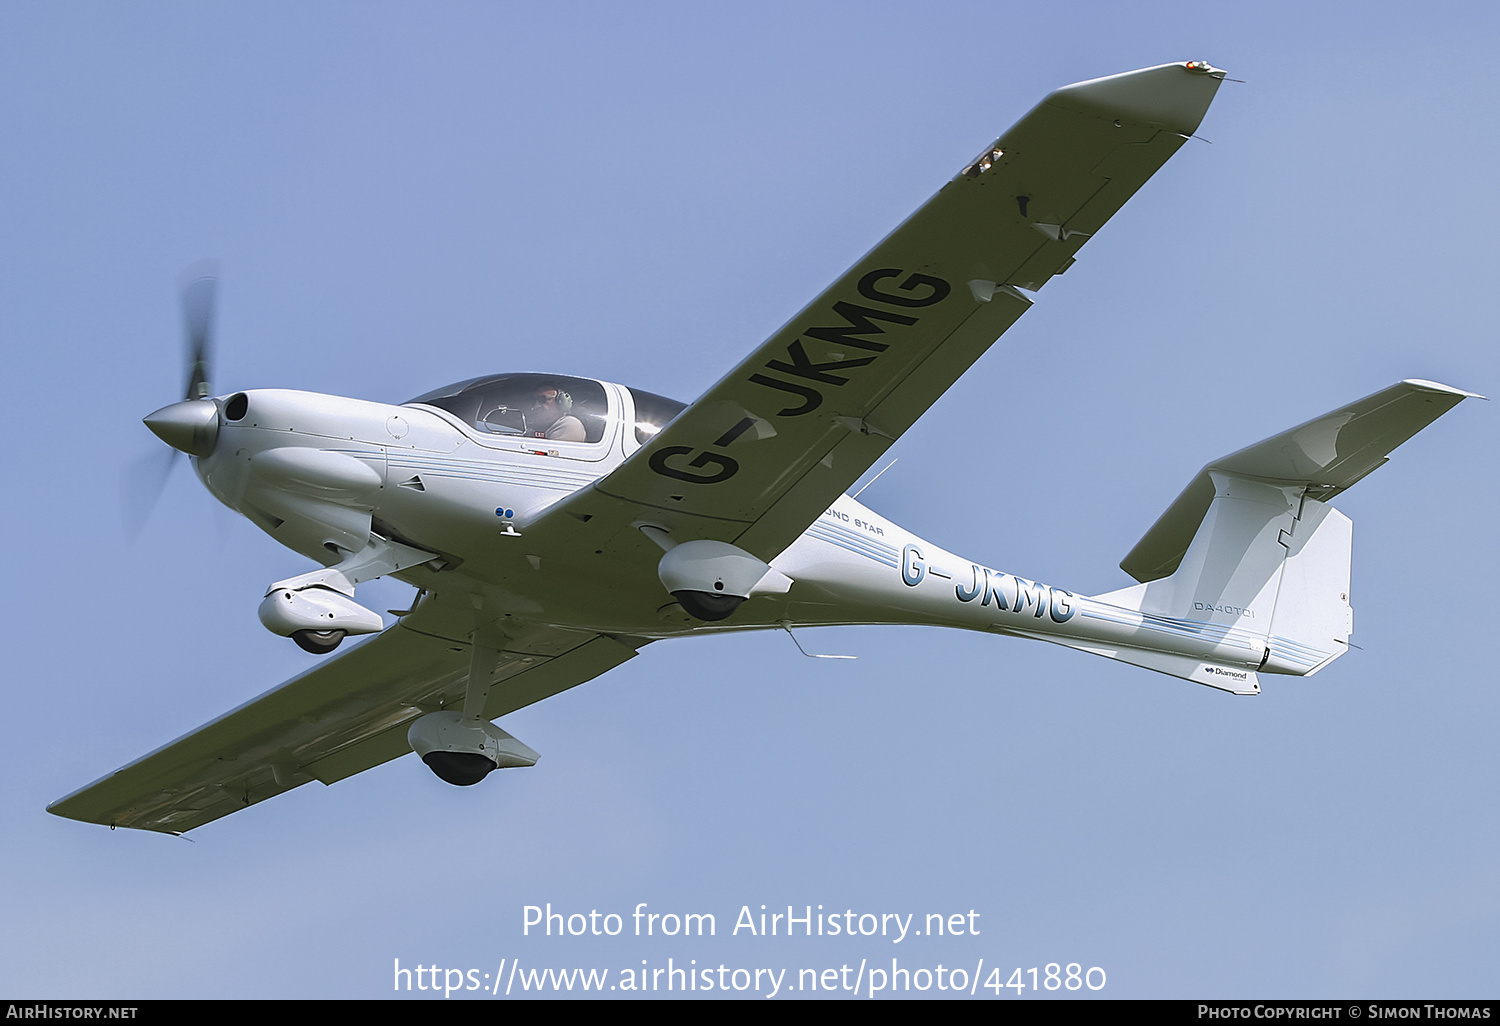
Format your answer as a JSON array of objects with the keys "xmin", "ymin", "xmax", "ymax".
[
  {"xmin": 124, "ymin": 264, "xmax": 223, "ymax": 540},
  {"xmin": 180, "ymin": 267, "xmax": 217, "ymax": 400},
  {"xmin": 122, "ymin": 448, "xmax": 178, "ymax": 542}
]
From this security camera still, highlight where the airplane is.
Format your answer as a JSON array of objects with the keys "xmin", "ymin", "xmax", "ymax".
[{"xmin": 48, "ymin": 61, "xmax": 1479, "ymax": 834}]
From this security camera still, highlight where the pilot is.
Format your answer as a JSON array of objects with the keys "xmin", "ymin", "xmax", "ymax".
[{"xmin": 528, "ymin": 386, "xmax": 586, "ymax": 441}]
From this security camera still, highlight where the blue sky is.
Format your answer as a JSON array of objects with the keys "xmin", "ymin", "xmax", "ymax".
[{"xmin": 3, "ymin": 2, "xmax": 1497, "ymax": 999}]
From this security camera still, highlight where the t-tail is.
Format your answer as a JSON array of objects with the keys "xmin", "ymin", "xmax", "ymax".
[{"xmin": 1073, "ymin": 380, "xmax": 1479, "ymax": 694}]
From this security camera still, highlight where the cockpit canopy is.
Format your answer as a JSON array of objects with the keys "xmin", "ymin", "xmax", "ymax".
[{"xmin": 406, "ymin": 373, "xmax": 686, "ymax": 446}]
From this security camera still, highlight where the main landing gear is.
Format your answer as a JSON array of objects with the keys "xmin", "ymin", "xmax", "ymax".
[{"xmin": 406, "ymin": 628, "xmax": 540, "ymax": 785}]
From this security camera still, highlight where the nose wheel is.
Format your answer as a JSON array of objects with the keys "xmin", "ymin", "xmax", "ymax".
[{"xmin": 291, "ymin": 629, "xmax": 346, "ymax": 655}]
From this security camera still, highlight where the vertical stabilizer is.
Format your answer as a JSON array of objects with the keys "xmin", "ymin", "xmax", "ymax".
[{"xmin": 1097, "ymin": 472, "xmax": 1350, "ymax": 677}]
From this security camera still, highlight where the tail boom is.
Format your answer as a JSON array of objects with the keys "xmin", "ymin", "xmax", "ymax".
[{"xmin": 774, "ymin": 380, "xmax": 1474, "ymax": 695}]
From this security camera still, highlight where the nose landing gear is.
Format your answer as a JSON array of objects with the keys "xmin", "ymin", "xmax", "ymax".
[
  {"xmin": 291, "ymin": 629, "xmax": 348, "ymax": 655},
  {"xmin": 258, "ymin": 533, "xmax": 440, "ymax": 653}
]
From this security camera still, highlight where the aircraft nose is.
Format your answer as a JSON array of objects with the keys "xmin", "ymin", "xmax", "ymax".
[{"xmin": 144, "ymin": 399, "xmax": 220, "ymax": 457}]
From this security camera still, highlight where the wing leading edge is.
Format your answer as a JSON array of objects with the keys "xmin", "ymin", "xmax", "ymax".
[{"xmin": 529, "ymin": 62, "xmax": 1227, "ymax": 561}]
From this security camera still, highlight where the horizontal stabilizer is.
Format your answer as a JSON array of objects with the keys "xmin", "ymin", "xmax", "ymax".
[{"xmin": 1121, "ymin": 380, "xmax": 1481, "ymax": 583}]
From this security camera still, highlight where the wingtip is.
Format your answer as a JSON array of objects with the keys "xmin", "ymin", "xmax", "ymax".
[
  {"xmin": 1182, "ymin": 60, "xmax": 1228, "ymax": 79},
  {"xmin": 1401, "ymin": 378, "xmax": 1487, "ymax": 401},
  {"xmin": 1046, "ymin": 61, "xmax": 1228, "ymax": 136}
]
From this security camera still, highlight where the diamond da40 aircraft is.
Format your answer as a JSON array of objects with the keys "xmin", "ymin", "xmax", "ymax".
[{"xmin": 50, "ymin": 62, "xmax": 1477, "ymax": 834}]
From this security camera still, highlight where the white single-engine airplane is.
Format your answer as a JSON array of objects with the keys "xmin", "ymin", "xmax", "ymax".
[{"xmin": 51, "ymin": 62, "xmax": 1477, "ymax": 834}]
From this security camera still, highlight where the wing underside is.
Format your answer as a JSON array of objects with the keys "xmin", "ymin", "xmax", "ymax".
[
  {"xmin": 49, "ymin": 617, "xmax": 643, "ymax": 833},
  {"xmin": 530, "ymin": 62, "xmax": 1227, "ymax": 563}
]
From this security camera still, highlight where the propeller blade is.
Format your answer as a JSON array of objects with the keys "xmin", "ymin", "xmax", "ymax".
[
  {"xmin": 121, "ymin": 447, "xmax": 180, "ymax": 542},
  {"xmin": 180, "ymin": 269, "xmax": 217, "ymax": 401}
]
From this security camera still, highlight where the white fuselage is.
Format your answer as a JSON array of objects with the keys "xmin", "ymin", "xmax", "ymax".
[{"xmin": 191, "ymin": 385, "xmax": 1275, "ymax": 690}]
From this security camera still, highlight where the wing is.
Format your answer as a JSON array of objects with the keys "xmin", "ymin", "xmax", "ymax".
[
  {"xmin": 48, "ymin": 606, "xmax": 644, "ymax": 833},
  {"xmin": 530, "ymin": 62, "xmax": 1226, "ymax": 560}
]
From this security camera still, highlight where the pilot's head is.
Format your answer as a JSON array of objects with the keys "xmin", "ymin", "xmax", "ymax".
[{"xmin": 529, "ymin": 386, "xmax": 572, "ymax": 430}]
